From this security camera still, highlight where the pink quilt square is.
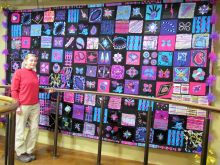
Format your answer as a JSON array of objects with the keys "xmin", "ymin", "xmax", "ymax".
[
  {"xmin": 44, "ymin": 11, "xmax": 54, "ymax": 22},
  {"xmin": 74, "ymin": 51, "xmax": 87, "ymax": 63},
  {"xmin": 40, "ymin": 62, "xmax": 50, "ymax": 74},
  {"xmin": 97, "ymin": 79, "xmax": 110, "ymax": 93},
  {"xmin": 63, "ymin": 92, "xmax": 74, "ymax": 103},
  {"xmin": 21, "ymin": 37, "xmax": 31, "ymax": 48},
  {"xmin": 158, "ymin": 35, "xmax": 176, "ymax": 51},
  {"xmin": 126, "ymin": 51, "xmax": 140, "ymax": 65},
  {"xmin": 39, "ymin": 76, "xmax": 49, "ymax": 86},
  {"xmin": 115, "ymin": 21, "xmax": 129, "ymax": 34},
  {"xmin": 156, "ymin": 82, "xmax": 173, "ymax": 98},
  {"xmin": 189, "ymin": 82, "xmax": 206, "ymax": 96}
]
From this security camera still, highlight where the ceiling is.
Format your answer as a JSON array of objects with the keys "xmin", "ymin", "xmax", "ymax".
[{"xmin": 0, "ymin": 0, "xmax": 141, "ymax": 9}]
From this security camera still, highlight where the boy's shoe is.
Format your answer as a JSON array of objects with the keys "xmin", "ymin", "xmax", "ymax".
[
  {"xmin": 26, "ymin": 153, "xmax": 36, "ymax": 160},
  {"xmin": 16, "ymin": 153, "xmax": 32, "ymax": 163}
]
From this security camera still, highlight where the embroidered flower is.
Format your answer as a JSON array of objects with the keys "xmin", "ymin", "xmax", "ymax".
[
  {"xmin": 192, "ymin": 68, "xmax": 205, "ymax": 81},
  {"xmin": 113, "ymin": 52, "xmax": 123, "ymax": 63}
]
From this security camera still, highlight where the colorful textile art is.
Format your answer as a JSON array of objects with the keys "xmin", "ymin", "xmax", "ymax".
[{"xmin": 6, "ymin": 1, "xmax": 214, "ymax": 153}]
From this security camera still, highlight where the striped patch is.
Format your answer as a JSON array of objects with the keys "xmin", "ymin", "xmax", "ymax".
[
  {"xmin": 126, "ymin": 35, "xmax": 142, "ymax": 50},
  {"xmin": 115, "ymin": 21, "xmax": 129, "ymax": 34},
  {"xmin": 68, "ymin": 9, "xmax": 79, "ymax": 23},
  {"xmin": 129, "ymin": 20, "xmax": 143, "ymax": 33}
]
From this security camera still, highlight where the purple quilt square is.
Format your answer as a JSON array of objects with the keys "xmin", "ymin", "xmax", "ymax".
[
  {"xmin": 173, "ymin": 51, "xmax": 190, "ymax": 67},
  {"xmin": 98, "ymin": 51, "xmax": 111, "ymax": 65},
  {"xmin": 53, "ymin": 36, "xmax": 64, "ymax": 48},
  {"xmin": 72, "ymin": 104, "xmax": 85, "ymax": 120},
  {"xmin": 124, "ymin": 80, "xmax": 139, "ymax": 95},
  {"xmin": 141, "ymin": 66, "xmax": 157, "ymax": 80},
  {"xmin": 86, "ymin": 65, "xmax": 97, "ymax": 77},
  {"xmin": 160, "ymin": 19, "xmax": 177, "ymax": 35}
]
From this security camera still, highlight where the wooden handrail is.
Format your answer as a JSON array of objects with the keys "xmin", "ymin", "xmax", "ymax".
[
  {"xmin": 0, "ymin": 84, "xmax": 219, "ymax": 113},
  {"xmin": 0, "ymin": 95, "xmax": 18, "ymax": 114}
]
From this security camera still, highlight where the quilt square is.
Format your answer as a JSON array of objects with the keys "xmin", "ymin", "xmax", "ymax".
[
  {"xmin": 130, "ymin": 6, "xmax": 145, "ymax": 20},
  {"xmin": 72, "ymin": 120, "xmax": 84, "ymax": 134},
  {"xmin": 87, "ymin": 37, "xmax": 99, "ymax": 49},
  {"xmin": 184, "ymin": 130, "xmax": 203, "ymax": 153},
  {"xmin": 122, "ymin": 98, "xmax": 138, "ymax": 111},
  {"xmin": 173, "ymin": 67, "xmax": 190, "ymax": 83},
  {"xmin": 11, "ymin": 37, "xmax": 21, "ymax": 50},
  {"xmin": 121, "ymin": 127, "xmax": 136, "ymax": 143},
  {"xmin": 144, "ymin": 21, "xmax": 160, "ymax": 35},
  {"xmin": 61, "ymin": 117, "xmax": 72, "ymax": 132},
  {"xmin": 110, "ymin": 80, "xmax": 124, "ymax": 94},
  {"xmin": 103, "ymin": 125, "xmax": 120, "ymax": 142},
  {"xmin": 142, "ymin": 36, "xmax": 158, "ymax": 50},
  {"xmin": 113, "ymin": 35, "xmax": 127, "ymax": 50},
  {"xmin": 97, "ymin": 65, "xmax": 111, "ymax": 78},
  {"xmin": 89, "ymin": 8, "xmax": 103, "ymax": 23},
  {"xmin": 78, "ymin": 22, "xmax": 89, "ymax": 36},
  {"xmin": 85, "ymin": 78, "xmax": 97, "ymax": 91},
  {"xmin": 21, "ymin": 37, "xmax": 31, "ymax": 49},
  {"xmin": 139, "ymin": 81, "xmax": 156, "ymax": 96},
  {"xmin": 22, "ymin": 26, "xmax": 30, "ymax": 36},
  {"xmin": 177, "ymin": 19, "xmax": 193, "ymax": 34},
  {"xmin": 74, "ymin": 51, "xmax": 86, "ymax": 64},
  {"xmin": 153, "ymin": 129, "xmax": 168, "ymax": 145},
  {"xmin": 160, "ymin": 19, "xmax": 177, "ymax": 35},
  {"xmin": 99, "ymin": 37, "xmax": 113, "ymax": 50},
  {"xmin": 108, "ymin": 96, "xmax": 122, "ymax": 110},
  {"xmin": 190, "ymin": 67, "xmax": 207, "ymax": 82},
  {"xmin": 121, "ymin": 113, "xmax": 136, "ymax": 127},
  {"xmin": 158, "ymin": 35, "xmax": 176, "ymax": 51},
  {"xmin": 157, "ymin": 67, "xmax": 173, "ymax": 82},
  {"xmin": 30, "ymin": 24, "xmax": 42, "ymax": 36},
  {"xmin": 141, "ymin": 66, "xmax": 157, "ymax": 80},
  {"xmin": 115, "ymin": 21, "xmax": 129, "ymax": 34},
  {"xmin": 129, "ymin": 20, "xmax": 143, "ymax": 34},
  {"xmin": 84, "ymin": 106, "xmax": 93, "ymax": 122},
  {"xmin": 116, "ymin": 5, "xmax": 131, "ymax": 20},
  {"xmin": 84, "ymin": 94, "xmax": 96, "ymax": 106},
  {"xmin": 86, "ymin": 51, "xmax": 98, "ymax": 64},
  {"xmin": 98, "ymin": 51, "xmax": 111, "ymax": 64},
  {"xmin": 126, "ymin": 51, "xmax": 140, "ymax": 65},
  {"xmin": 173, "ymin": 51, "xmax": 191, "ymax": 67},
  {"xmin": 192, "ymin": 34, "xmax": 209, "ymax": 49},
  {"xmin": 178, "ymin": 3, "xmax": 196, "ymax": 19},
  {"xmin": 73, "ymin": 65, "xmax": 85, "ymax": 76},
  {"xmin": 53, "ymin": 37, "xmax": 64, "ymax": 48},
  {"xmin": 74, "ymin": 93, "xmax": 84, "ymax": 104},
  {"xmin": 136, "ymin": 112, "xmax": 147, "ymax": 126},
  {"xmin": 125, "ymin": 66, "xmax": 140, "ymax": 79},
  {"xmin": 39, "ymin": 76, "xmax": 49, "ymax": 86},
  {"xmin": 11, "ymin": 25, "xmax": 22, "ymax": 37},
  {"xmin": 168, "ymin": 115, "xmax": 186, "ymax": 130},
  {"xmin": 126, "ymin": 36, "xmax": 142, "ymax": 51},
  {"xmin": 175, "ymin": 34, "xmax": 192, "ymax": 49},
  {"xmin": 162, "ymin": 3, "xmax": 180, "ymax": 19},
  {"xmin": 100, "ymin": 20, "xmax": 115, "ymax": 35},
  {"xmin": 86, "ymin": 65, "xmax": 97, "ymax": 77},
  {"xmin": 55, "ymin": 10, "xmax": 66, "ymax": 21},
  {"xmin": 103, "ymin": 7, "xmax": 117, "ymax": 20},
  {"xmin": 41, "ymin": 36, "xmax": 52, "ymax": 48},
  {"xmin": 64, "ymin": 51, "xmax": 73, "ymax": 67},
  {"xmin": 107, "ymin": 109, "xmax": 121, "ymax": 125},
  {"xmin": 72, "ymin": 104, "xmax": 85, "ymax": 120},
  {"xmin": 111, "ymin": 65, "xmax": 125, "ymax": 80},
  {"xmin": 11, "ymin": 13, "xmax": 20, "ymax": 23},
  {"xmin": 189, "ymin": 82, "xmax": 206, "ymax": 96},
  {"xmin": 53, "ymin": 22, "xmax": 66, "ymax": 35},
  {"xmin": 97, "ymin": 79, "xmax": 110, "ymax": 93},
  {"xmin": 67, "ymin": 9, "xmax": 79, "ymax": 23},
  {"xmin": 63, "ymin": 103, "xmax": 73, "ymax": 117},
  {"xmin": 75, "ymin": 36, "xmax": 86, "ymax": 49},
  {"xmin": 142, "ymin": 51, "xmax": 158, "ymax": 66},
  {"xmin": 158, "ymin": 52, "xmax": 173, "ymax": 66},
  {"xmin": 112, "ymin": 51, "xmax": 126, "ymax": 64},
  {"xmin": 40, "ymin": 49, "xmax": 50, "ymax": 60},
  {"xmin": 190, "ymin": 50, "xmax": 207, "ymax": 67},
  {"xmin": 66, "ymin": 24, "xmax": 77, "ymax": 35},
  {"xmin": 21, "ymin": 13, "xmax": 31, "ymax": 25},
  {"xmin": 41, "ymin": 23, "xmax": 52, "ymax": 35},
  {"xmin": 195, "ymin": 2, "xmax": 212, "ymax": 16},
  {"xmin": 154, "ymin": 102, "xmax": 169, "ymax": 111},
  {"xmin": 153, "ymin": 110, "xmax": 169, "ymax": 130},
  {"xmin": 83, "ymin": 122, "xmax": 96, "ymax": 136},
  {"xmin": 79, "ymin": 9, "xmax": 88, "ymax": 21},
  {"xmin": 31, "ymin": 37, "xmax": 41, "ymax": 49},
  {"xmin": 145, "ymin": 4, "xmax": 162, "ymax": 20},
  {"xmin": 51, "ymin": 49, "xmax": 63, "ymax": 63},
  {"xmin": 156, "ymin": 82, "xmax": 173, "ymax": 98},
  {"xmin": 124, "ymin": 80, "xmax": 139, "ymax": 95},
  {"xmin": 40, "ymin": 62, "xmax": 50, "ymax": 74},
  {"xmin": 167, "ymin": 129, "xmax": 184, "ymax": 147},
  {"xmin": 63, "ymin": 92, "xmax": 74, "ymax": 104},
  {"xmin": 192, "ymin": 16, "xmax": 211, "ymax": 34},
  {"xmin": 44, "ymin": 11, "xmax": 54, "ymax": 22},
  {"xmin": 186, "ymin": 116, "xmax": 204, "ymax": 131},
  {"xmin": 11, "ymin": 61, "xmax": 21, "ymax": 72},
  {"xmin": 73, "ymin": 76, "xmax": 85, "ymax": 90}
]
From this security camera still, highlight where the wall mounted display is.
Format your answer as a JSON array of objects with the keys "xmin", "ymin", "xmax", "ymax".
[{"xmin": 6, "ymin": 0, "xmax": 214, "ymax": 153}]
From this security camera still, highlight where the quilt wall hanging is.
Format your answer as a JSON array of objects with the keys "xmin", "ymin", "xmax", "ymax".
[{"xmin": 5, "ymin": 0, "xmax": 217, "ymax": 153}]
